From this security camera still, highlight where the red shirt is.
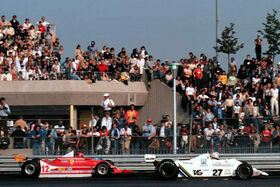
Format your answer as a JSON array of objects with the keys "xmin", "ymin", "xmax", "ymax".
[
  {"xmin": 39, "ymin": 25, "xmax": 46, "ymax": 33},
  {"xmin": 261, "ymin": 130, "xmax": 271, "ymax": 142},
  {"xmin": 98, "ymin": 64, "xmax": 108, "ymax": 72},
  {"xmin": 194, "ymin": 68, "xmax": 203, "ymax": 79},
  {"xmin": 99, "ymin": 130, "xmax": 109, "ymax": 136}
]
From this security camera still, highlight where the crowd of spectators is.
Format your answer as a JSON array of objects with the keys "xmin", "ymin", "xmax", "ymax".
[
  {"xmin": 0, "ymin": 14, "xmax": 153, "ymax": 83},
  {"xmin": 0, "ymin": 15, "xmax": 65, "ymax": 81},
  {"xmin": 1, "ymin": 14, "xmax": 280, "ymax": 154},
  {"xmin": 153, "ymin": 36, "xmax": 280, "ymax": 153}
]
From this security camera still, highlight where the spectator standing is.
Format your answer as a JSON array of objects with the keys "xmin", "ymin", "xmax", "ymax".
[
  {"xmin": 212, "ymin": 128, "xmax": 221, "ymax": 152},
  {"xmin": 224, "ymin": 95, "xmax": 234, "ymax": 128},
  {"xmin": 14, "ymin": 116, "xmax": 28, "ymax": 131},
  {"xmin": 124, "ymin": 104, "xmax": 139, "ymax": 128},
  {"xmin": 88, "ymin": 41, "xmax": 98, "ymax": 59},
  {"xmin": 101, "ymin": 93, "xmax": 115, "ymax": 114},
  {"xmin": 131, "ymin": 124, "xmax": 143, "ymax": 154},
  {"xmin": 101, "ymin": 112, "xmax": 112, "ymax": 131},
  {"xmin": 270, "ymin": 84, "xmax": 279, "ymax": 117},
  {"xmin": 89, "ymin": 114, "xmax": 100, "ymax": 130},
  {"xmin": 44, "ymin": 124, "xmax": 56, "ymax": 155},
  {"xmin": 63, "ymin": 127, "xmax": 77, "ymax": 153},
  {"xmin": 30, "ymin": 125, "xmax": 45, "ymax": 155},
  {"xmin": 255, "ymin": 35, "xmax": 263, "ymax": 61},
  {"xmin": 272, "ymin": 125, "xmax": 280, "ymax": 148},
  {"xmin": 110, "ymin": 123, "xmax": 120, "ymax": 154},
  {"xmin": 120, "ymin": 124, "xmax": 132, "ymax": 154},
  {"xmin": 193, "ymin": 64, "xmax": 203, "ymax": 90},
  {"xmin": 204, "ymin": 123, "xmax": 214, "ymax": 149},
  {"xmin": 142, "ymin": 118, "xmax": 156, "ymax": 147},
  {"xmin": 260, "ymin": 125, "xmax": 272, "ymax": 149},
  {"xmin": 96, "ymin": 126, "xmax": 111, "ymax": 154},
  {"xmin": 54, "ymin": 120, "xmax": 65, "ymax": 155},
  {"xmin": 158, "ymin": 121, "xmax": 168, "ymax": 150},
  {"xmin": 0, "ymin": 97, "xmax": 11, "ymax": 137},
  {"xmin": 78, "ymin": 124, "xmax": 90, "ymax": 153},
  {"xmin": 10, "ymin": 126, "xmax": 27, "ymax": 149}
]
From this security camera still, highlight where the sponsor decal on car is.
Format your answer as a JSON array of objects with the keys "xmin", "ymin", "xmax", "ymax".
[
  {"xmin": 70, "ymin": 160, "xmax": 74, "ymax": 165},
  {"xmin": 212, "ymin": 162, "xmax": 233, "ymax": 167},
  {"xmin": 200, "ymin": 158, "xmax": 207, "ymax": 166}
]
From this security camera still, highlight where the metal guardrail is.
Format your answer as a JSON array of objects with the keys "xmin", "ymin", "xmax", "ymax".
[{"xmin": 1, "ymin": 153, "xmax": 280, "ymax": 174}]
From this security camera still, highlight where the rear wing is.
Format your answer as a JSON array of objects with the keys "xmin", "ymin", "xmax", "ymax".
[{"xmin": 144, "ymin": 154, "xmax": 157, "ymax": 163}]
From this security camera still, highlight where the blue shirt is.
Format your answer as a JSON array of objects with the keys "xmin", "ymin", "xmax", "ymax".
[
  {"xmin": 142, "ymin": 125, "xmax": 155, "ymax": 137},
  {"xmin": 0, "ymin": 103, "xmax": 11, "ymax": 117},
  {"xmin": 30, "ymin": 130, "xmax": 45, "ymax": 144}
]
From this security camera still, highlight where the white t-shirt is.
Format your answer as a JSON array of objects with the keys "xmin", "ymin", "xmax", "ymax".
[
  {"xmin": 271, "ymin": 88, "xmax": 279, "ymax": 98},
  {"xmin": 186, "ymin": 87, "xmax": 195, "ymax": 95},
  {"xmin": 41, "ymin": 21, "xmax": 50, "ymax": 27},
  {"xmin": 137, "ymin": 59, "xmax": 145, "ymax": 74},
  {"xmin": 198, "ymin": 94, "xmax": 209, "ymax": 101},
  {"xmin": 234, "ymin": 106, "xmax": 241, "ymax": 114},
  {"xmin": 89, "ymin": 119, "xmax": 97, "ymax": 128},
  {"xmin": 54, "ymin": 125, "xmax": 65, "ymax": 133},
  {"xmin": 101, "ymin": 117, "xmax": 112, "ymax": 131},
  {"xmin": 92, "ymin": 131, "xmax": 100, "ymax": 136},
  {"xmin": 160, "ymin": 126, "xmax": 165, "ymax": 137},
  {"xmin": 120, "ymin": 127, "xmax": 132, "ymax": 136},
  {"xmin": 101, "ymin": 98, "xmax": 115, "ymax": 111},
  {"xmin": 204, "ymin": 128, "xmax": 214, "ymax": 140}
]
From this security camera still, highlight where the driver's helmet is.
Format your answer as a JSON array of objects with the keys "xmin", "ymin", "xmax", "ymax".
[
  {"xmin": 211, "ymin": 152, "xmax": 220, "ymax": 160},
  {"xmin": 77, "ymin": 152, "xmax": 84, "ymax": 157}
]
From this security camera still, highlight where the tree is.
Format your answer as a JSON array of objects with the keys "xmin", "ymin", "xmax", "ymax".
[
  {"xmin": 258, "ymin": 9, "xmax": 280, "ymax": 63},
  {"xmin": 214, "ymin": 23, "xmax": 244, "ymax": 72}
]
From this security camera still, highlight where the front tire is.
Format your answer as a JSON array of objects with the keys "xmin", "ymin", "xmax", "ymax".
[
  {"xmin": 157, "ymin": 159, "xmax": 179, "ymax": 180},
  {"xmin": 95, "ymin": 162, "xmax": 111, "ymax": 176},
  {"xmin": 236, "ymin": 163, "xmax": 253, "ymax": 180},
  {"xmin": 21, "ymin": 160, "xmax": 41, "ymax": 178}
]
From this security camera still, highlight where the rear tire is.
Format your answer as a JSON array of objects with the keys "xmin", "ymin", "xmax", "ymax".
[
  {"xmin": 95, "ymin": 162, "xmax": 111, "ymax": 176},
  {"xmin": 236, "ymin": 163, "xmax": 253, "ymax": 180},
  {"xmin": 21, "ymin": 160, "xmax": 41, "ymax": 178},
  {"xmin": 157, "ymin": 159, "xmax": 179, "ymax": 180}
]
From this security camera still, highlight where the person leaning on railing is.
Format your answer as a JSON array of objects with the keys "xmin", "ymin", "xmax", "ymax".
[
  {"xmin": 0, "ymin": 97, "xmax": 11, "ymax": 137},
  {"xmin": 30, "ymin": 125, "xmax": 45, "ymax": 155},
  {"xmin": 120, "ymin": 124, "xmax": 132, "ymax": 154},
  {"xmin": 44, "ymin": 124, "xmax": 56, "ymax": 155}
]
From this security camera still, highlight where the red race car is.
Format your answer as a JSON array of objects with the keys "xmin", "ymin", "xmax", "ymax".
[{"xmin": 14, "ymin": 152, "xmax": 131, "ymax": 178}]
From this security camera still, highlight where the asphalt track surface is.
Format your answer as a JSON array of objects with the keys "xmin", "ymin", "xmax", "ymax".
[{"xmin": 0, "ymin": 173, "xmax": 280, "ymax": 187}]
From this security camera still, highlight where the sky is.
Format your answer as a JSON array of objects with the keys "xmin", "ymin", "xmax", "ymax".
[{"xmin": 2, "ymin": 0, "xmax": 280, "ymax": 70}]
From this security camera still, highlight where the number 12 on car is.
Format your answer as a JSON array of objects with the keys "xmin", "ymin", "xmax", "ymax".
[{"xmin": 41, "ymin": 165, "xmax": 49, "ymax": 173}]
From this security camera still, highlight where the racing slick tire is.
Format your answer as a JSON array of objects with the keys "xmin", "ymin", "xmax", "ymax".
[
  {"xmin": 236, "ymin": 163, "xmax": 253, "ymax": 180},
  {"xmin": 21, "ymin": 160, "xmax": 41, "ymax": 178},
  {"xmin": 157, "ymin": 159, "xmax": 179, "ymax": 180},
  {"xmin": 95, "ymin": 162, "xmax": 111, "ymax": 176},
  {"xmin": 105, "ymin": 160, "xmax": 115, "ymax": 166}
]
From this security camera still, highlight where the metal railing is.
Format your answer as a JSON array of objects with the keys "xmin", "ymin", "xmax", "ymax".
[
  {"xmin": 2, "ymin": 134, "xmax": 279, "ymax": 156},
  {"xmin": 1, "ymin": 116, "xmax": 279, "ymax": 155},
  {"xmin": 0, "ymin": 71, "xmax": 142, "ymax": 82}
]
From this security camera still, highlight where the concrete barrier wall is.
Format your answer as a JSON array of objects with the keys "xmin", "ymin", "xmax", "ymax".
[
  {"xmin": 0, "ymin": 80, "xmax": 148, "ymax": 106},
  {"xmin": 138, "ymin": 80, "xmax": 189, "ymax": 126}
]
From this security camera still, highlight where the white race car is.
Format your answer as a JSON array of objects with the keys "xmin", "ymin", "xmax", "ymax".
[{"xmin": 144, "ymin": 153, "xmax": 268, "ymax": 180}]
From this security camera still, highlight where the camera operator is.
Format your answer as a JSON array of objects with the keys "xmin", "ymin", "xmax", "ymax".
[{"xmin": 0, "ymin": 97, "xmax": 11, "ymax": 137}]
